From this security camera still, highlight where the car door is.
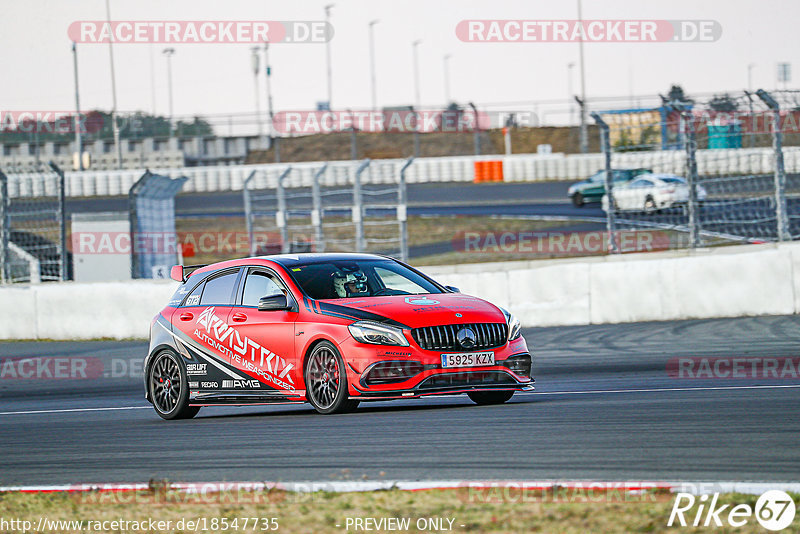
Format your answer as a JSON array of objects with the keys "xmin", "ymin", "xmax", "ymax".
[
  {"xmin": 615, "ymin": 178, "xmax": 645, "ymax": 210},
  {"xmin": 582, "ymin": 171, "xmax": 606, "ymax": 200},
  {"xmin": 173, "ymin": 268, "xmax": 242, "ymax": 369},
  {"xmin": 227, "ymin": 266, "xmax": 300, "ymax": 394}
]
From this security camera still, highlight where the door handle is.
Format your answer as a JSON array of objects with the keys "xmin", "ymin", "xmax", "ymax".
[
  {"xmin": 179, "ymin": 312, "xmax": 193, "ymax": 321},
  {"xmin": 231, "ymin": 312, "xmax": 248, "ymax": 322}
]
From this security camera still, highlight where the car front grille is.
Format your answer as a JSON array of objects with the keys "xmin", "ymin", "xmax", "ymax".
[
  {"xmin": 411, "ymin": 323, "xmax": 508, "ymax": 351},
  {"xmin": 418, "ymin": 371, "xmax": 517, "ymax": 389}
]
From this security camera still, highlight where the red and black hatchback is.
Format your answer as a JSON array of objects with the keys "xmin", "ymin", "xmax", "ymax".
[{"xmin": 145, "ymin": 253, "xmax": 533, "ymax": 419}]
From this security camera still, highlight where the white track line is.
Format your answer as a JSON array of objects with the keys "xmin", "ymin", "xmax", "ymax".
[
  {"xmin": 1, "ymin": 383, "xmax": 798, "ymax": 416},
  {"xmin": 529, "ymin": 384, "xmax": 800, "ymax": 396},
  {"xmin": 2, "ymin": 480, "xmax": 800, "ymax": 496},
  {"xmin": 0, "ymin": 406, "xmax": 150, "ymax": 416}
]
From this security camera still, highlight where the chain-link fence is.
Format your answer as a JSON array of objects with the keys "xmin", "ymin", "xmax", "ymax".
[
  {"xmin": 0, "ymin": 163, "xmax": 67, "ymax": 283},
  {"xmin": 243, "ymin": 159, "xmax": 410, "ymax": 262},
  {"xmin": 129, "ymin": 171, "xmax": 187, "ymax": 279},
  {"xmin": 592, "ymin": 89, "xmax": 797, "ymax": 251}
]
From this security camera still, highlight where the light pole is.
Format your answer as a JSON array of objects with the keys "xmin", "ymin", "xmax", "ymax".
[
  {"xmin": 264, "ymin": 42, "xmax": 278, "ymax": 161},
  {"xmin": 412, "ymin": 40, "xmax": 422, "ymax": 110},
  {"xmin": 162, "ymin": 48, "xmax": 175, "ymax": 136},
  {"xmin": 149, "ymin": 44, "xmax": 157, "ymax": 115},
  {"xmin": 443, "ymin": 54, "xmax": 452, "ymax": 105},
  {"xmin": 346, "ymin": 108, "xmax": 357, "ymax": 160},
  {"xmin": 368, "ymin": 20, "xmax": 379, "ymax": 111},
  {"xmin": 469, "ymin": 102, "xmax": 481, "ymax": 155},
  {"xmin": 567, "ymin": 61, "xmax": 575, "ymax": 124},
  {"xmin": 71, "ymin": 42, "xmax": 83, "ymax": 170},
  {"xmin": 412, "ymin": 40, "xmax": 422, "ymax": 158},
  {"xmin": 251, "ymin": 46, "xmax": 264, "ymax": 147},
  {"xmin": 577, "ymin": 0, "xmax": 588, "ymax": 153},
  {"xmin": 748, "ymin": 63, "xmax": 755, "ymax": 92},
  {"xmin": 325, "ymin": 4, "xmax": 334, "ymax": 109},
  {"xmin": 105, "ymin": 0, "xmax": 122, "ymax": 169}
]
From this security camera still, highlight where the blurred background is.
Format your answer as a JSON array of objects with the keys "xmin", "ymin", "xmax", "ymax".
[{"xmin": 1, "ymin": 0, "xmax": 798, "ymax": 283}]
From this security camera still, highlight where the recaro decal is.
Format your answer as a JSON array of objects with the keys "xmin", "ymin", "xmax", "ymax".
[{"xmin": 194, "ymin": 306, "xmax": 295, "ymax": 390}]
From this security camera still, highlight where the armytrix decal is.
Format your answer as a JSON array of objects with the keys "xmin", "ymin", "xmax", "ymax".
[{"xmin": 195, "ymin": 306, "xmax": 295, "ymax": 390}]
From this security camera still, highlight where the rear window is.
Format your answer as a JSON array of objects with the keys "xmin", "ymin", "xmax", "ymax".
[
  {"xmin": 184, "ymin": 282, "xmax": 204, "ymax": 307},
  {"xmin": 199, "ymin": 271, "xmax": 239, "ymax": 306}
]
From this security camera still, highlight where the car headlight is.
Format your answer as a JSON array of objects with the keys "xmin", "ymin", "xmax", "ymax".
[
  {"xmin": 499, "ymin": 308, "xmax": 522, "ymax": 341},
  {"xmin": 348, "ymin": 321, "xmax": 409, "ymax": 346},
  {"xmin": 567, "ymin": 185, "xmax": 576, "ymax": 195}
]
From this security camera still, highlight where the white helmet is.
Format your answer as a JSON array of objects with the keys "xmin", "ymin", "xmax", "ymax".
[{"xmin": 333, "ymin": 270, "xmax": 368, "ymax": 298}]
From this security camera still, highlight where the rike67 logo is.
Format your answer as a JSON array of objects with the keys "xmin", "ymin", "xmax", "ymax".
[{"xmin": 668, "ymin": 490, "xmax": 796, "ymax": 531}]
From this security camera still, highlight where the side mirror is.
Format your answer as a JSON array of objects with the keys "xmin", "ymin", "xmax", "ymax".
[
  {"xmin": 258, "ymin": 294, "xmax": 291, "ymax": 311},
  {"xmin": 445, "ymin": 286, "xmax": 460, "ymax": 293}
]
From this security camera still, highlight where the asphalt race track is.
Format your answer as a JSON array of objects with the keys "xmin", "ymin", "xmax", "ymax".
[
  {"xmin": 65, "ymin": 180, "xmax": 594, "ymax": 219},
  {"xmin": 1, "ymin": 315, "xmax": 799, "ymax": 485}
]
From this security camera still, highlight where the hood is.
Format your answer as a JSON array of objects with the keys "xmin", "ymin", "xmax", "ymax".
[{"xmin": 317, "ymin": 293, "xmax": 506, "ymax": 329}]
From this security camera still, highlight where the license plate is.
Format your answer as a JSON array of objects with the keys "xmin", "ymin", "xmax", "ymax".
[{"xmin": 441, "ymin": 352, "xmax": 495, "ymax": 368}]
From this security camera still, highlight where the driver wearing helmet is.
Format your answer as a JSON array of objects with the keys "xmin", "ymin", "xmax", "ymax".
[{"xmin": 332, "ymin": 270, "xmax": 369, "ymax": 298}]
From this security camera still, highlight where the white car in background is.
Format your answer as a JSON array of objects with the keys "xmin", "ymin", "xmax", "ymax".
[{"xmin": 601, "ymin": 173, "xmax": 707, "ymax": 213}]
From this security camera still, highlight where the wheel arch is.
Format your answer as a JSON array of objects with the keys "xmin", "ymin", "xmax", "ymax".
[
  {"xmin": 301, "ymin": 337, "xmax": 339, "ymax": 379},
  {"xmin": 144, "ymin": 343, "xmax": 180, "ymax": 403}
]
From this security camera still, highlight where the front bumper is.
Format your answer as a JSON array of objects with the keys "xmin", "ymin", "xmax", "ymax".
[{"xmin": 339, "ymin": 334, "xmax": 534, "ymax": 401}]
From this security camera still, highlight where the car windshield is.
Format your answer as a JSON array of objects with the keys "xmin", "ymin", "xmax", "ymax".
[
  {"xmin": 286, "ymin": 259, "xmax": 443, "ymax": 299},
  {"xmin": 659, "ymin": 176, "xmax": 685, "ymax": 184}
]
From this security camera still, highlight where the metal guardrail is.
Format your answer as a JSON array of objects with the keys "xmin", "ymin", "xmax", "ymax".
[
  {"xmin": 0, "ymin": 163, "xmax": 67, "ymax": 284},
  {"xmin": 243, "ymin": 159, "xmax": 409, "ymax": 260},
  {"xmin": 594, "ymin": 89, "xmax": 794, "ymax": 251}
]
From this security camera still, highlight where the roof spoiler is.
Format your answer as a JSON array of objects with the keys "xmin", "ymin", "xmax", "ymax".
[{"xmin": 170, "ymin": 264, "xmax": 207, "ymax": 283}]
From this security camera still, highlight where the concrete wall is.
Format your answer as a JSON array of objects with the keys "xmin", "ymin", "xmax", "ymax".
[
  {"xmin": 0, "ymin": 242, "xmax": 797, "ymax": 339},
  {"xmin": 422, "ymin": 241, "xmax": 800, "ymax": 328}
]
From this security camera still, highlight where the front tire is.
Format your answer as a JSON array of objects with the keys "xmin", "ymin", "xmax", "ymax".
[
  {"xmin": 644, "ymin": 196, "xmax": 658, "ymax": 214},
  {"xmin": 468, "ymin": 391, "xmax": 514, "ymax": 405},
  {"xmin": 572, "ymin": 193, "xmax": 585, "ymax": 207},
  {"xmin": 148, "ymin": 350, "xmax": 200, "ymax": 420},
  {"xmin": 305, "ymin": 341, "xmax": 359, "ymax": 414}
]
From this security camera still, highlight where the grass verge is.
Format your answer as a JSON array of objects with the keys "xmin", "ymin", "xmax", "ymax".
[{"xmin": 0, "ymin": 487, "xmax": 796, "ymax": 533}]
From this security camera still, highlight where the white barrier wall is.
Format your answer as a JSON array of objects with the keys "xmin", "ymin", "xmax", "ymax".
[
  {"xmin": 0, "ymin": 242, "xmax": 798, "ymax": 340},
  {"xmin": 6, "ymin": 146, "xmax": 800, "ymax": 198},
  {"xmin": 0, "ymin": 280, "xmax": 178, "ymax": 340},
  {"xmin": 422, "ymin": 241, "xmax": 800, "ymax": 328}
]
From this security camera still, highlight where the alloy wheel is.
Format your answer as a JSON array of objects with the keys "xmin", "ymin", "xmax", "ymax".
[{"xmin": 307, "ymin": 346, "xmax": 341, "ymax": 410}]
